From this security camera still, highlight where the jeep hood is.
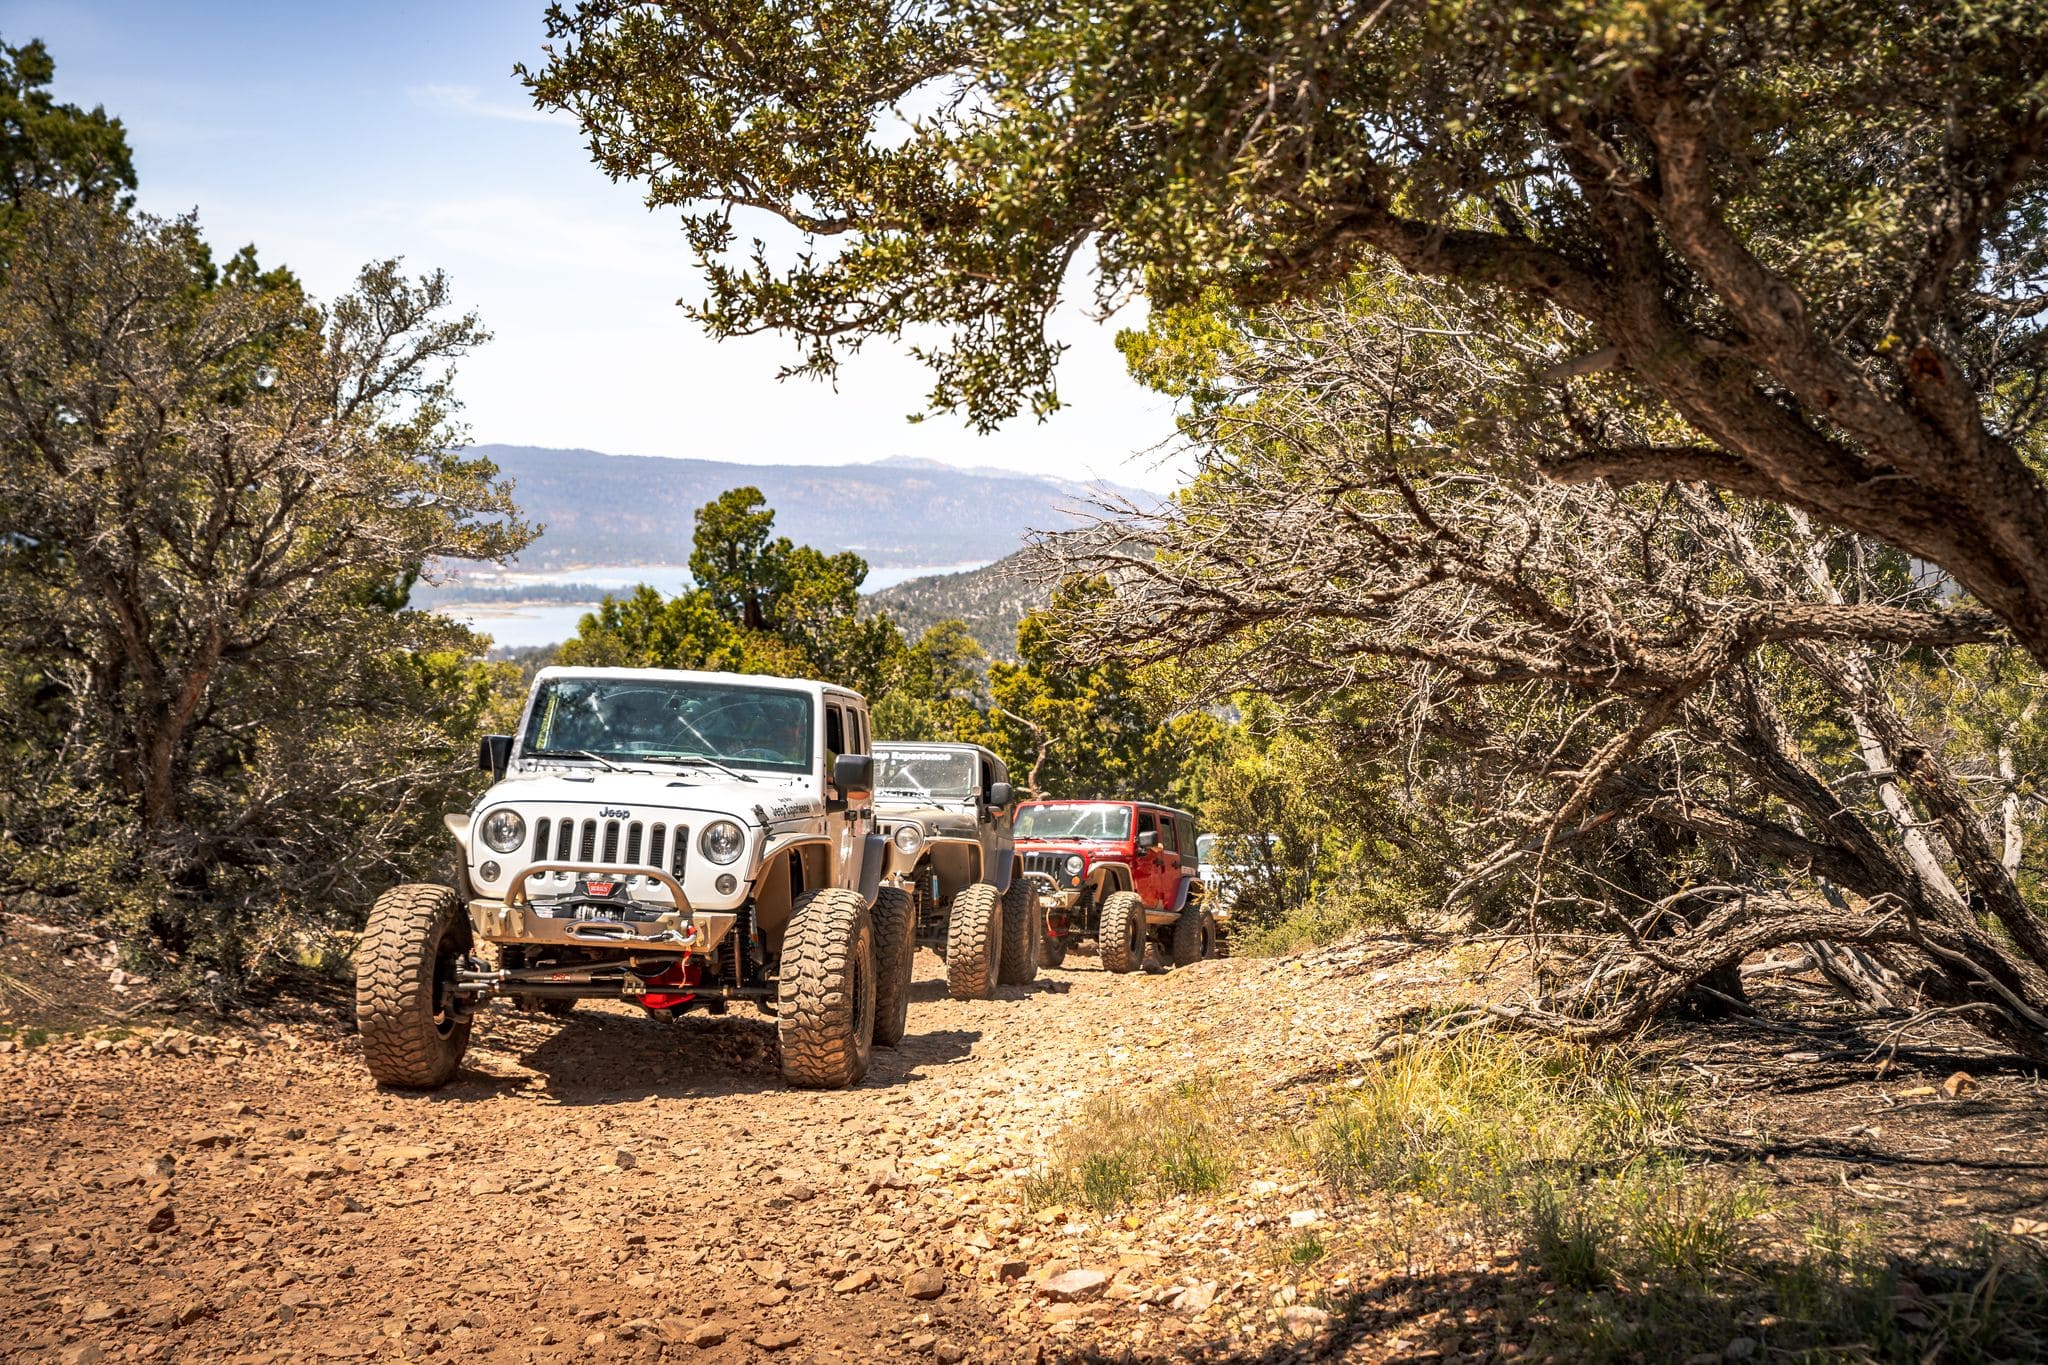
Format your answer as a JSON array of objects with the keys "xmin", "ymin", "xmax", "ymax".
[
  {"xmin": 478, "ymin": 768, "xmax": 815, "ymax": 815},
  {"xmin": 873, "ymin": 798, "xmax": 978, "ymax": 837}
]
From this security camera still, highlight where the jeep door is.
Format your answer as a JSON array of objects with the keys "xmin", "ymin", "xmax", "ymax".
[
  {"xmin": 1135, "ymin": 807, "xmax": 1177, "ymax": 906},
  {"xmin": 823, "ymin": 699, "xmax": 872, "ymax": 889}
]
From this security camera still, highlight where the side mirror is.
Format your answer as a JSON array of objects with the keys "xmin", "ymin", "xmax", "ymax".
[
  {"xmin": 1136, "ymin": 830, "xmax": 1159, "ymax": 850},
  {"xmin": 479, "ymin": 734, "xmax": 512, "ymax": 780},
  {"xmin": 832, "ymin": 753, "xmax": 874, "ymax": 803},
  {"xmin": 988, "ymin": 781, "xmax": 1014, "ymax": 810}
]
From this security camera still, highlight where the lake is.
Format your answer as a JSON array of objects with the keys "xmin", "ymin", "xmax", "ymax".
[{"xmin": 431, "ymin": 561, "xmax": 989, "ymax": 650}]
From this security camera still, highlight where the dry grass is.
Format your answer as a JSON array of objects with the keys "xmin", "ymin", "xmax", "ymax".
[
  {"xmin": 1293, "ymin": 1033, "xmax": 2048, "ymax": 1362},
  {"xmin": 1022, "ymin": 1074, "xmax": 1241, "ymax": 1213}
]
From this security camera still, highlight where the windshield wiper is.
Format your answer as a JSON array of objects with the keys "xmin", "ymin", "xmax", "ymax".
[
  {"xmin": 530, "ymin": 748, "xmax": 633, "ymax": 772},
  {"xmin": 661, "ymin": 755, "xmax": 756, "ymax": 783}
]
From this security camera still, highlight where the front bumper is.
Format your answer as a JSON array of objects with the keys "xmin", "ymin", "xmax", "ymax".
[
  {"xmin": 1024, "ymin": 872, "xmax": 1083, "ymax": 910},
  {"xmin": 466, "ymin": 863, "xmax": 737, "ymax": 956}
]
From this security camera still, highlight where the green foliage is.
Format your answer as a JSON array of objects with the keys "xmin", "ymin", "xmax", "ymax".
[
  {"xmin": 0, "ymin": 37, "xmax": 134, "ymax": 217},
  {"xmin": 985, "ymin": 591, "xmax": 1220, "ymax": 800},
  {"xmin": 571, "ymin": 486, "xmax": 906, "ymax": 697},
  {"xmin": 1297, "ymin": 1034, "xmax": 1685, "ymax": 1211},
  {"xmin": 1023, "ymin": 1074, "xmax": 1239, "ymax": 1213},
  {"xmin": 0, "ymin": 165, "xmax": 529, "ymax": 980}
]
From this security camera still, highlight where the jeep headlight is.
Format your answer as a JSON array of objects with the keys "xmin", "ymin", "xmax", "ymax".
[
  {"xmin": 892, "ymin": 823, "xmax": 926, "ymax": 856},
  {"xmin": 480, "ymin": 809, "xmax": 526, "ymax": 854},
  {"xmin": 699, "ymin": 820, "xmax": 747, "ymax": 866},
  {"xmin": 1063, "ymin": 854, "xmax": 1084, "ymax": 876}
]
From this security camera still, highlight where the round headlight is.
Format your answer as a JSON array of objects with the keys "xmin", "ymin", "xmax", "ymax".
[
  {"xmin": 892, "ymin": 824, "xmax": 925, "ymax": 856},
  {"xmin": 481, "ymin": 809, "xmax": 525, "ymax": 854},
  {"xmin": 1063, "ymin": 854, "xmax": 1084, "ymax": 876},
  {"xmin": 699, "ymin": 820, "xmax": 747, "ymax": 866}
]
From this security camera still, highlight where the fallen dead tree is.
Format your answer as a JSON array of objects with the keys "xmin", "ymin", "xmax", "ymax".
[{"xmin": 1043, "ymin": 275, "xmax": 2048, "ymax": 1060}]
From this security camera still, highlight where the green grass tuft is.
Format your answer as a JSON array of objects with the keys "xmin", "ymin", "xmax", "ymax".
[{"xmin": 1024, "ymin": 1074, "xmax": 1240, "ymax": 1213}]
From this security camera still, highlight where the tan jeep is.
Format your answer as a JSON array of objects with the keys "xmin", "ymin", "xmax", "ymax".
[{"xmin": 871, "ymin": 742, "xmax": 1040, "ymax": 999}]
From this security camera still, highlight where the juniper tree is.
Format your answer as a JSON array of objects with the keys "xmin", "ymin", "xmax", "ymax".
[{"xmin": 527, "ymin": 1, "xmax": 2048, "ymax": 662}]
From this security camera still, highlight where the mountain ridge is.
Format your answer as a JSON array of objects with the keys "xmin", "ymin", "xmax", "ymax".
[{"xmin": 474, "ymin": 444, "xmax": 1153, "ymax": 570}]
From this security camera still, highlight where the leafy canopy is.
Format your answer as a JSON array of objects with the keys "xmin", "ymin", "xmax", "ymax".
[
  {"xmin": 527, "ymin": 1, "xmax": 2048, "ymax": 664},
  {"xmin": 0, "ymin": 37, "xmax": 134, "ymax": 213}
]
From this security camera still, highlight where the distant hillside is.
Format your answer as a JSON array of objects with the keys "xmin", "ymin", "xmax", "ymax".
[
  {"xmin": 475, "ymin": 445, "xmax": 1147, "ymax": 570},
  {"xmin": 863, "ymin": 546, "xmax": 1049, "ymax": 659}
]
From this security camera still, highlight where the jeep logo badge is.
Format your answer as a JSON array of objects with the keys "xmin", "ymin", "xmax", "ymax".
[{"xmin": 599, "ymin": 807, "xmax": 631, "ymax": 819}]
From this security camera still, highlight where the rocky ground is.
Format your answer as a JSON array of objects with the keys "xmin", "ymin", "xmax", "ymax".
[{"xmin": 3, "ymin": 914, "xmax": 2046, "ymax": 1364}]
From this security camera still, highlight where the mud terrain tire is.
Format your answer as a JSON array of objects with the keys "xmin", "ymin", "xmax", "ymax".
[
  {"xmin": 1098, "ymin": 890, "xmax": 1146, "ymax": 974},
  {"xmin": 946, "ymin": 882, "xmax": 1004, "ymax": 999},
  {"xmin": 1170, "ymin": 901, "xmax": 1204, "ymax": 967},
  {"xmin": 998, "ymin": 877, "xmax": 1041, "ymax": 986},
  {"xmin": 778, "ymin": 887, "xmax": 876, "ymax": 1088},
  {"xmin": 870, "ymin": 885, "xmax": 916, "ymax": 1048},
  {"xmin": 1200, "ymin": 913, "xmax": 1221, "ymax": 961},
  {"xmin": 356, "ymin": 884, "xmax": 474, "ymax": 1089}
]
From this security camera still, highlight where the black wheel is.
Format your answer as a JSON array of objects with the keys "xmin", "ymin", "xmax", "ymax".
[
  {"xmin": 356, "ymin": 884, "xmax": 474, "ymax": 1089},
  {"xmin": 945, "ymin": 883, "xmax": 1003, "ymax": 999},
  {"xmin": 998, "ymin": 877, "xmax": 1040, "ymax": 986},
  {"xmin": 778, "ymin": 887, "xmax": 876, "ymax": 1088},
  {"xmin": 1169, "ymin": 901, "xmax": 1204, "ymax": 967},
  {"xmin": 870, "ymin": 885, "xmax": 916, "ymax": 1047},
  {"xmin": 1098, "ymin": 891, "xmax": 1146, "ymax": 974}
]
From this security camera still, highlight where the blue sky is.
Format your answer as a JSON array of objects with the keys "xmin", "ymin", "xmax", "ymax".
[{"xmin": 2, "ymin": 1, "xmax": 1182, "ymax": 489}]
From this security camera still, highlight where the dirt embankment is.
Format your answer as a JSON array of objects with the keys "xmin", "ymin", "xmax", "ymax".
[{"xmin": 3, "ymin": 918, "xmax": 2046, "ymax": 1365}]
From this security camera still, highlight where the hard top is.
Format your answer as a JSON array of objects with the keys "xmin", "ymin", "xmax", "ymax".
[
  {"xmin": 1015, "ymin": 797, "xmax": 1196, "ymax": 822},
  {"xmin": 531, "ymin": 664, "xmax": 866, "ymax": 707},
  {"xmin": 874, "ymin": 739, "xmax": 1004, "ymax": 766},
  {"xmin": 872, "ymin": 739, "xmax": 1009, "ymax": 788}
]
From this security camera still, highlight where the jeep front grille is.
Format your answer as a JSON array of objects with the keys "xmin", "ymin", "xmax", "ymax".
[
  {"xmin": 1022, "ymin": 851, "xmax": 1071, "ymax": 878},
  {"xmin": 529, "ymin": 816, "xmax": 686, "ymax": 875}
]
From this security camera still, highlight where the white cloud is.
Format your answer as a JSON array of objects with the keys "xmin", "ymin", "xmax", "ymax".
[{"xmin": 410, "ymin": 83, "xmax": 558, "ymax": 125}]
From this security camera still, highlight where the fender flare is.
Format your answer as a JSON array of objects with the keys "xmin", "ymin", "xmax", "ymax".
[
  {"xmin": 992, "ymin": 853, "xmax": 1016, "ymax": 894},
  {"xmin": 1169, "ymin": 875, "xmax": 1203, "ymax": 915},
  {"xmin": 1089, "ymin": 863, "xmax": 1132, "ymax": 897},
  {"xmin": 760, "ymin": 832, "xmax": 832, "ymax": 871},
  {"xmin": 858, "ymin": 833, "xmax": 889, "ymax": 907}
]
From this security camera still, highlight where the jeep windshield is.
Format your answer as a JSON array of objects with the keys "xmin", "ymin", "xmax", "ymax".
[
  {"xmin": 522, "ymin": 678, "xmax": 813, "ymax": 776},
  {"xmin": 1014, "ymin": 804, "xmax": 1132, "ymax": 841},
  {"xmin": 874, "ymin": 747, "xmax": 979, "ymax": 801}
]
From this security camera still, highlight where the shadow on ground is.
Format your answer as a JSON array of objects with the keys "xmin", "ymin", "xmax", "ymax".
[{"xmin": 395, "ymin": 1004, "xmax": 984, "ymax": 1103}]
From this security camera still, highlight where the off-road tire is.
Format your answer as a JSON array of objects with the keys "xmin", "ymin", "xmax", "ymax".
[
  {"xmin": 777, "ymin": 887, "xmax": 876, "ymax": 1088},
  {"xmin": 1098, "ymin": 890, "xmax": 1146, "ymax": 974},
  {"xmin": 997, "ymin": 877, "xmax": 1041, "ymax": 986},
  {"xmin": 1200, "ymin": 913, "xmax": 1222, "ymax": 961},
  {"xmin": 1169, "ymin": 901, "xmax": 1204, "ymax": 967},
  {"xmin": 945, "ymin": 882, "xmax": 1004, "ymax": 999},
  {"xmin": 870, "ymin": 885, "xmax": 916, "ymax": 1048},
  {"xmin": 356, "ymin": 884, "xmax": 474, "ymax": 1089}
]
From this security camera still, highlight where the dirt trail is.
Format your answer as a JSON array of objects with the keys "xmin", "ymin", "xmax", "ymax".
[
  {"xmin": 8, "ymin": 928, "xmax": 2047, "ymax": 1365},
  {"xmin": 1, "ymin": 942, "xmax": 1361, "ymax": 1365}
]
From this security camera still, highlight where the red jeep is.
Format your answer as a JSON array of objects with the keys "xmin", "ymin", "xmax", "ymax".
[{"xmin": 1014, "ymin": 800, "xmax": 1218, "ymax": 972}]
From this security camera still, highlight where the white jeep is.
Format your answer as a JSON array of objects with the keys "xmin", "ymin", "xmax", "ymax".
[{"xmin": 353, "ymin": 666, "xmax": 915, "ymax": 1091}]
